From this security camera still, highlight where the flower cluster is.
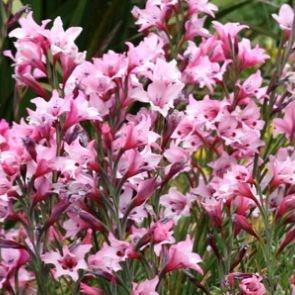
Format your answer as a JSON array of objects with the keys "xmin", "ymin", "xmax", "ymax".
[{"xmin": 0, "ymin": 1, "xmax": 294, "ymax": 294}]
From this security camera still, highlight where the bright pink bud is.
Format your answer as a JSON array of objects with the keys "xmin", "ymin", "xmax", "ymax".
[
  {"xmin": 22, "ymin": 137, "xmax": 37, "ymax": 160},
  {"xmin": 101, "ymin": 123, "xmax": 113, "ymax": 149},
  {"xmin": 0, "ymin": 239, "xmax": 26, "ymax": 249},
  {"xmin": 163, "ymin": 162, "xmax": 186, "ymax": 185},
  {"xmin": 47, "ymin": 199, "xmax": 70, "ymax": 227},
  {"xmin": 33, "ymin": 176, "xmax": 51, "ymax": 203},
  {"xmin": 202, "ymin": 199, "xmax": 223, "ymax": 229},
  {"xmin": 233, "ymin": 214, "xmax": 259, "ymax": 240},
  {"xmin": 17, "ymin": 66, "xmax": 49, "ymax": 98},
  {"xmin": 208, "ymin": 234, "xmax": 221, "ymax": 260},
  {"xmin": 1, "ymin": 153, "xmax": 20, "ymax": 176},
  {"xmin": 35, "ymin": 159, "xmax": 53, "ymax": 178},
  {"xmin": 80, "ymin": 282, "xmax": 104, "ymax": 295},
  {"xmin": 79, "ymin": 210, "xmax": 107, "ymax": 233},
  {"xmin": 234, "ymin": 182, "xmax": 260, "ymax": 207},
  {"xmin": 17, "ymin": 249, "xmax": 30, "ymax": 267},
  {"xmin": 132, "ymin": 177, "xmax": 157, "ymax": 207},
  {"xmin": 276, "ymin": 194, "xmax": 295, "ymax": 223},
  {"xmin": 277, "ymin": 228, "xmax": 295, "ymax": 255}
]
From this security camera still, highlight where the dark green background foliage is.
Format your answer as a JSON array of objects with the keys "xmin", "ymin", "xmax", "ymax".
[{"xmin": 0, "ymin": 0, "xmax": 293, "ymax": 121}]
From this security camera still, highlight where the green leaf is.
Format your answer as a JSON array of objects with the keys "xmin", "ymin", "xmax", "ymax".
[
  {"xmin": 215, "ymin": 0, "xmax": 255, "ymax": 19},
  {"xmin": 70, "ymin": 0, "xmax": 88, "ymax": 25}
]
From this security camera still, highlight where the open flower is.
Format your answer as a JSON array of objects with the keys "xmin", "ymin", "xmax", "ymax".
[
  {"xmin": 160, "ymin": 187, "xmax": 192, "ymax": 220},
  {"xmin": 163, "ymin": 236, "xmax": 203, "ymax": 274},
  {"xmin": 132, "ymin": 276, "xmax": 159, "ymax": 295},
  {"xmin": 272, "ymin": 4, "xmax": 294, "ymax": 33},
  {"xmin": 273, "ymin": 101, "xmax": 295, "ymax": 142},
  {"xmin": 42, "ymin": 244, "xmax": 92, "ymax": 281},
  {"xmin": 239, "ymin": 275, "xmax": 266, "ymax": 295}
]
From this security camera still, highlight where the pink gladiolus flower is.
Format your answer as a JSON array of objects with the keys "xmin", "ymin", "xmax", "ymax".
[
  {"xmin": 182, "ymin": 42, "xmax": 227, "ymax": 92},
  {"xmin": 127, "ymin": 33, "xmax": 165, "ymax": 70},
  {"xmin": 268, "ymin": 148, "xmax": 295, "ymax": 187},
  {"xmin": 163, "ymin": 236, "xmax": 203, "ymax": 274},
  {"xmin": 213, "ymin": 21, "xmax": 248, "ymax": 56},
  {"xmin": 160, "ymin": 187, "xmax": 192, "ymax": 220},
  {"xmin": 131, "ymin": 59, "xmax": 184, "ymax": 116},
  {"xmin": 185, "ymin": 15, "xmax": 210, "ymax": 40},
  {"xmin": 132, "ymin": 276, "xmax": 159, "ymax": 295},
  {"xmin": 64, "ymin": 92, "xmax": 102, "ymax": 129},
  {"xmin": 42, "ymin": 244, "xmax": 91, "ymax": 281},
  {"xmin": 1, "ymin": 248, "xmax": 30, "ymax": 270},
  {"xmin": 237, "ymin": 71, "xmax": 266, "ymax": 104},
  {"xmin": 277, "ymin": 228, "xmax": 295, "ymax": 254},
  {"xmin": 113, "ymin": 117, "xmax": 158, "ymax": 152},
  {"xmin": 187, "ymin": 0, "xmax": 218, "ymax": 17},
  {"xmin": 0, "ymin": 195, "xmax": 12, "ymax": 222},
  {"xmin": 238, "ymin": 38, "xmax": 269, "ymax": 69},
  {"xmin": 239, "ymin": 275, "xmax": 266, "ymax": 295},
  {"xmin": 201, "ymin": 198, "xmax": 223, "ymax": 229},
  {"xmin": 27, "ymin": 90, "xmax": 70, "ymax": 126},
  {"xmin": 8, "ymin": 12, "xmax": 49, "ymax": 39},
  {"xmin": 276, "ymin": 194, "xmax": 295, "ymax": 223},
  {"xmin": 131, "ymin": 177, "xmax": 158, "ymax": 207},
  {"xmin": 233, "ymin": 214, "xmax": 259, "ymax": 240},
  {"xmin": 42, "ymin": 16, "xmax": 82, "ymax": 56},
  {"xmin": 88, "ymin": 235, "xmax": 135, "ymax": 276},
  {"xmin": 132, "ymin": 0, "xmax": 176, "ymax": 32},
  {"xmin": 150, "ymin": 219, "xmax": 175, "ymax": 244},
  {"xmin": 272, "ymin": 4, "xmax": 294, "ymax": 33},
  {"xmin": 2, "ymin": 1, "xmax": 295, "ymax": 293},
  {"xmin": 7, "ymin": 12, "xmax": 84, "ymax": 92},
  {"xmin": 273, "ymin": 101, "xmax": 295, "ymax": 142},
  {"xmin": 117, "ymin": 147, "xmax": 161, "ymax": 178}
]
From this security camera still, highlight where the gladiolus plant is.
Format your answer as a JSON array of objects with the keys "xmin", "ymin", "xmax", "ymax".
[{"xmin": 0, "ymin": 1, "xmax": 294, "ymax": 294}]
